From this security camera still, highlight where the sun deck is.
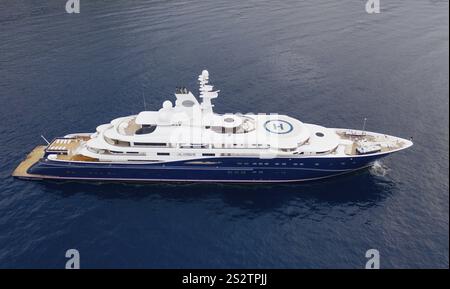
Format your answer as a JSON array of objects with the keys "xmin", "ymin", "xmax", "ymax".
[
  {"xmin": 48, "ymin": 137, "xmax": 99, "ymax": 162},
  {"xmin": 46, "ymin": 137, "xmax": 84, "ymax": 153}
]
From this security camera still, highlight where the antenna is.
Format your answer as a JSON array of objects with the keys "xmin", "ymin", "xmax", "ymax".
[
  {"xmin": 40, "ymin": 135, "xmax": 50, "ymax": 145},
  {"xmin": 142, "ymin": 90, "xmax": 147, "ymax": 111},
  {"xmin": 362, "ymin": 117, "xmax": 367, "ymax": 135}
]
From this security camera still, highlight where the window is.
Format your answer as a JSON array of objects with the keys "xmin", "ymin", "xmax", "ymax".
[
  {"xmin": 117, "ymin": 140, "xmax": 130, "ymax": 147},
  {"xmin": 202, "ymin": 153, "xmax": 215, "ymax": 157},
  {"xmin": 135, "ymin": 125, "xmax": 157, "ymax": 135},
  {"xmin": 157, "ymin": 152, "xmax": 170, "ymax": 156},
  {"xmin": 182, "ymin": 100, "xmax": 195, "ymax": 107},
  {"xmin": 105, "ymin": 137, "xmax": 130, "ymax": 147},
  {"xmin": 180, "ymin": 144, "xmax": 207, "ymax": 149},
  {"xmin": 135, "ymin": 142, "xmax": 166, "ymax": 147},
  {"xmin": 316, "ymin": 132, "xmax": 325, "ymax": 137}
]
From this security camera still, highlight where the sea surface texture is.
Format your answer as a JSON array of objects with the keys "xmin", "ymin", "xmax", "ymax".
[{"xmin": 0, "ymin": 0, "xmax": 448, "ymax": 268}]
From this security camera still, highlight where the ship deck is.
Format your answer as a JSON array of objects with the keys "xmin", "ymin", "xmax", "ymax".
[
  {"xmin": 12, "ymin": 146, "xmax": 46, "ymax": 179},
  {"xmin": 335, "ymin": 130, "xmax": 408, "ymax": 155}
]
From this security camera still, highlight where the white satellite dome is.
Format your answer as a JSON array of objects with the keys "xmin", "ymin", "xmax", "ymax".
[{"xmin": 162, "ymin": 100, "xmax": 173, "ymax": 109}]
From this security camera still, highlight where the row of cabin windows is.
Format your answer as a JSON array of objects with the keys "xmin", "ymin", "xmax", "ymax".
[
  {"xmin": 101, "ymin": 148, "xmax": 328, "ymax": 157},
  {"xmin": 138, "ymin": 143, "xmax": 265, "ymax": 149},
  {"xmin": 105, "ymin": 137, "xmax": 270, "ymax": 149},
  {"xmin": 88, "ymin": 149, "xmax": 345, "ymax": 162},
  {"xmin": 109, "ymin": 151, "xmax": 140, "ymax": 155},
  {"xmin": 105, "ymin": 136, "xmax": 316, "ymax": 152},
  {"xmin": 158, "ymin": 152, "xmax": 216, "ymax": 157},
  {"xmin": 135, "ymin": 142, "xmax": 167, "ymax": 147},
  {"xmin": 66, "ymin": 171, "xmax": 114, "ymax": 176},
  {"xmin": 227, "ymin": 170, "xmax": 264, "ymax": 175},
  {"xmin": 87, "ymin": 148, "xmax": 357, "ymax": 166},
  {"xmin": 235, "ymin": 162, "xmax": 356, "ymax": 166},
  {"xmin": 236, "ymin": 162, "xmax": 293, "ymax": 166},
  {"xmin": 89, "ymin": 149, "xmax": 262, "ymax": 158},
  {"xmin": 106, "ymin": 140, "xmax": 323, "ymax": 153}
]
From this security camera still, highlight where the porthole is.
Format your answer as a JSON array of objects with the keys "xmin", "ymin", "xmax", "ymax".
[{"xmin": 316, "ymin": 132, "xmax": 325, "ymax": 137}]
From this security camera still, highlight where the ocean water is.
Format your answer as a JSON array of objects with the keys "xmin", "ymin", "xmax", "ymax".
[{"xmin": 0, "ymin": 0, "xmax": 448, "ymax": 268}]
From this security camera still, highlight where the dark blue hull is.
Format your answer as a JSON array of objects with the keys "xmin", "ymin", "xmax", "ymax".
[{"xmin": 27, "ymin": 154, "xmax": 390, "ymax": 183}]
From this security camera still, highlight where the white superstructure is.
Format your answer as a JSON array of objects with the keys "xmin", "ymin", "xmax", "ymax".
[{"xmin": 50, "ymin": 70, "xmax": 412, "ymax": 163}]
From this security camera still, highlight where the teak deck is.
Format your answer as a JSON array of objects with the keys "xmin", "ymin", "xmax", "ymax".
[{"xmin": 12, "ymin": 146, "xmax": 46, "ymax": 179}]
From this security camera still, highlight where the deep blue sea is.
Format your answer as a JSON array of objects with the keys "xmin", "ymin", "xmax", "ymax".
[{"xmin": 0, "ymin": 0, "xmax": 448, "ymax": 268}]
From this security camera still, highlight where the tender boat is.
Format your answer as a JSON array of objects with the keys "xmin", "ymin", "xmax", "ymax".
[{"xmin": 12, "ymin": 70, "xmax": 413, "ymax": 183}]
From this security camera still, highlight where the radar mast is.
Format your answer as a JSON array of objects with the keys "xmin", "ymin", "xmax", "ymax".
[{"xmin": 198, "ymin": 70, "xmax": 219, "ymax": 114}]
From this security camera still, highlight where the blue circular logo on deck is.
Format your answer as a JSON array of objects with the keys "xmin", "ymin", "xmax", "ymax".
[{"xmin": 264, "ymin": 120, "xmax": 293, "ymax": 134}]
